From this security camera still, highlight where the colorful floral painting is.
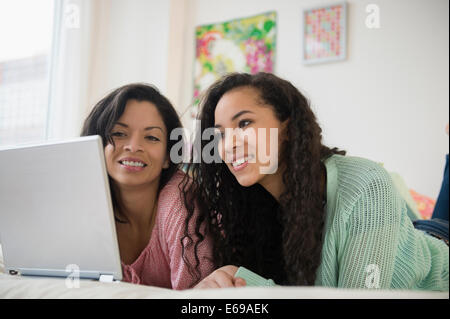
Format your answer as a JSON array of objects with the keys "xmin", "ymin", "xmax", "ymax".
[
  {"xmin": 193, "ymin": 12, "xmax": 276, "ymax": 107},
  {"xmin": 303, "ymin": 3, "xmax": 347, "ymax": 64}
]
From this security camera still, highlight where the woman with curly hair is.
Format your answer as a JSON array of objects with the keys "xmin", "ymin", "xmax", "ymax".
[{"xmin": 181, "ymin": 72, "xmax": 448, "ymax": 290}]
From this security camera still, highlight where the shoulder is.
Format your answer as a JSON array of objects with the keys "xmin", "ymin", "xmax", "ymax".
[
  {"xmin": 329, "ymin": 154, "xmax": 393, "ymax": 193},
  {"xmin": 159, "ymin": 169, "xmax": 188, "ymax": 200},
  {"xmin": 156, "ymin": 169, "xmax": 191, "ymax": 228},
  {"xmin": 326, "ymin": 155, "xmax": 400, "ymax": 219},
  {"xmin": 328, "ymin": 154, "xmax": 389, "ymax": 178}
]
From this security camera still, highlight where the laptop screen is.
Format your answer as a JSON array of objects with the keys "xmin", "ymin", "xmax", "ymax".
[{"xmin": 0, "ymin": 135, "xmax": 122, "ymax": 280}]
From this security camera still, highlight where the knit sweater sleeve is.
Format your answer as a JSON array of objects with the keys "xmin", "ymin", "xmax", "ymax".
[
  {"xmin": 337, "ymin": 166, "xmax": 403, "ymax": 289},
  {"xmin": 162, "ymin": 193, "xmax": 215, "ymax": 290}
]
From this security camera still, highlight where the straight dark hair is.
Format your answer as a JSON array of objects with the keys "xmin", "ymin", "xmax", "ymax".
[{"xmin": 81, "ymin": 83, "xmax": 183, "ymax": 215}]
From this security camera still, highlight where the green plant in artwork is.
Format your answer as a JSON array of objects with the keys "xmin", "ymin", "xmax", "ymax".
[{"xmin": 193, "ymin": 12, "xmax": 277, "ymax": 106}]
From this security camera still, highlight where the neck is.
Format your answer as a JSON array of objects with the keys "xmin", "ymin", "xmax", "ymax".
[
  {"xmin": 259, "ymin": 162, "xmax": 327, "ymax": 203},
  {"xmin": 113, "ymin": 180, "xmax": 159, "ymax": 230},
  {"xmin": 258, "ymin": 165, "xmax": 286, "ymax": 202}
]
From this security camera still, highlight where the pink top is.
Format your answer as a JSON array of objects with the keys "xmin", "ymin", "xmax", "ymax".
[{"xmin": 121, "ymin": 170, "xmax": 215, "ymax": 290}]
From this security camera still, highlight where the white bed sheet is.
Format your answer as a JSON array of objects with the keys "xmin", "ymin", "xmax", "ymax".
[{"xmin": 0, "ymin": 245, "xmax": 447, "ymax": 299}]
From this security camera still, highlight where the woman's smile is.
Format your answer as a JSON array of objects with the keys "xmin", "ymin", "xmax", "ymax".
[
  {"xmin": 214, "ymin": 86, "xmax": 286, "ymax": 188},
  {"xmin": 104, "ymin": 99, "xmax": 169, "ymax": 189},
  {"xmin": 118, "ymin": 157, "xmax": 148, "ymax": 172},
  {"xmin": 230, "ymin": 154, "xmax": 256, "ymax": 171}
]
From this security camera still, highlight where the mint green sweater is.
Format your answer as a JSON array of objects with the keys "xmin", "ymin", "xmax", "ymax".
[
  {"xmin": 315, "ymin": 155, "xmax": 448, "ymax": 290},
  {"xmin": 236, "ymin": 155, "xmax": 449, "ymax": 291}
]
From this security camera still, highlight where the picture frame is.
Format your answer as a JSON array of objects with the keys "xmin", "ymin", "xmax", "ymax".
[
  {"xmin": 302, "ymin": 2, "xmax": 347, "ymax": 65},
  {"xmin": 193, "ymin": 11, "xmax": 277, "ymax": 107}
]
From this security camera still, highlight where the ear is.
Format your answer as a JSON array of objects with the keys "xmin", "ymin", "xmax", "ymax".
[{"xmin": 163, "ymin": 156, "xmax": 170, "ymax": 169}]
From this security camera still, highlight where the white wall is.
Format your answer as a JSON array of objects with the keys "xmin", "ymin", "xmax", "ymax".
[
  {"xmin": 173, "ymin": 0, "xmax": 449, "ymax": 198},
  {"xmin": 87, "ymin": 0, "xmax": 170, "ymax": 111}
]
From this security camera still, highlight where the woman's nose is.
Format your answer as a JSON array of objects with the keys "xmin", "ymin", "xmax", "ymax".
[
  {"xmin": 124, "ymin": 135, "xmax": 143, "ymax": 152},
  {"xmin": 222, "ymin": 129, "xmax": 243, "ymax": 161}
]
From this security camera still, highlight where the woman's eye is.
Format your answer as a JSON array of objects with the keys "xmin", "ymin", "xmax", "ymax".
[
  {"xmin": 238, "ymin": 119, "xmax": 252, "ymax": 129},
  {"xmin": 146, "ymin": 136, "xmax": 160, "ymax": 142},
  {"xmin": 111, "ymin": 132, "xmax": 125, "ymax": 137},
  {"xmin": 215, "ymin": 130, "xmax": 225, "ymax": 139}
]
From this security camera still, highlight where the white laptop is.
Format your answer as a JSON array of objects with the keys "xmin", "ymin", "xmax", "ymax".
[{"xmin": 0, "ymin": 135, "xmax": 122, "ymax": 282}]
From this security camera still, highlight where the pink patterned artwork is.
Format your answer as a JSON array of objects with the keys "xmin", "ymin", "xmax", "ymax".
[{"xmin": 303, "ymin": 3, "xmax": 347, "ymax": 64}]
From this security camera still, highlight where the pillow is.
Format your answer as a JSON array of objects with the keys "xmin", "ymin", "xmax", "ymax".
[{"xmin": 409, "ymin": 189, "xmax": 435, "ymax": 220}]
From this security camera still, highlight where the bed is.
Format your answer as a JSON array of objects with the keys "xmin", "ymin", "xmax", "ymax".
[
  {"xmin": 1, "ymin": 170, "xmax": 448, "ymax": 299},
  {"xmin": 0, "ymin": 246, "xmax": 447, "ymax": 299}
]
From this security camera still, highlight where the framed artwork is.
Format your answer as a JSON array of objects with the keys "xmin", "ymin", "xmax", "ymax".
[
  {"xmin": 193, "ymin": 11, "xmax": 277, "ymax": 107},
  {"xmin": 302, "ymin": 2, "xmax": 347, "ymax": 65}
]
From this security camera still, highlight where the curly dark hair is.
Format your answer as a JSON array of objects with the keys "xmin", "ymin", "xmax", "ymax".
[{"xmin": 181, "ymin": 72, "xmax": 345, "ymax": 286}]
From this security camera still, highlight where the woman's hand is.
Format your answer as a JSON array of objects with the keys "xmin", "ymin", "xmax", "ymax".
[{"xmin": 194, "ymin": 265, "xmax": 246, "ymax": 289}]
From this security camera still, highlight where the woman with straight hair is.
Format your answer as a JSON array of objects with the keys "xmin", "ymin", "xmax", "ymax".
[
  {"xmin": 181, "ymin": 72, "xmax": 448, "ymax": 290},
  {"xmin": 81, "ymin": 83, "xmax": 214, "ymax": 289}
]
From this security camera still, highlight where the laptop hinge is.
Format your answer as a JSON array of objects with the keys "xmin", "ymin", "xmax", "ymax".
[{"xmin": 99, "ymin": 275, "xmax": 114, "ymax": 283}]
